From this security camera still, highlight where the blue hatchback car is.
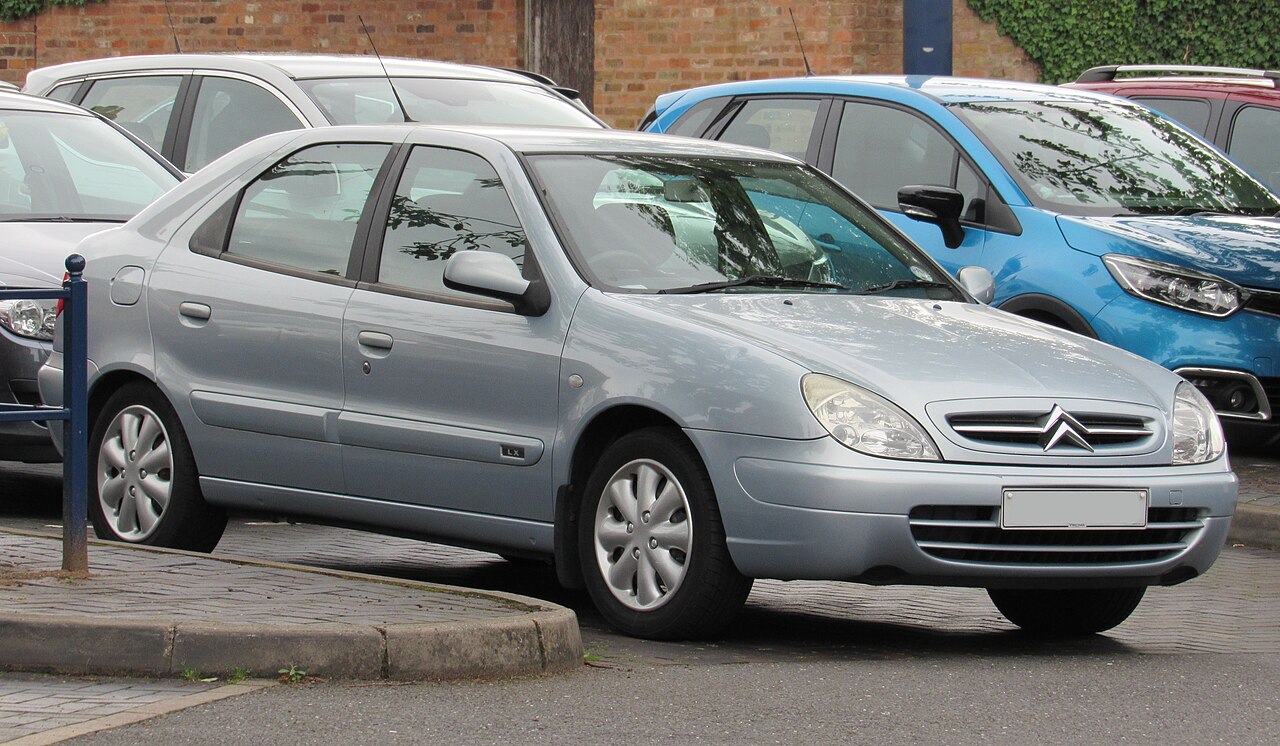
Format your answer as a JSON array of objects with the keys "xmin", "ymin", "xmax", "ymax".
[{"xmin": 642, "ymin": 76, "xmax": 1280, "ymax": 445}]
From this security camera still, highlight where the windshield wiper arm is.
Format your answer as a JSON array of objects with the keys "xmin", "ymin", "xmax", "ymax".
[
  {"xmin": 0, "ymin": 216, "xmax": 127, "ymax": 223},
  {"xmin": 658, "ymin": 275, "xmax": 848, "ymax": 295},
  {"xmin": 858, "ymin": 279, "xmax": 955, "ymax": 295}
]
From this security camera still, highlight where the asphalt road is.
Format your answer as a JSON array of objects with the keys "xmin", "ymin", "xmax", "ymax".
[{"xmin": 2, "ymin": 459, "xmax": 1279, "ymax": 744}]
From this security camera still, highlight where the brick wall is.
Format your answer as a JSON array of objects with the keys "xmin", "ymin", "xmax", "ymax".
[{"xmin": 1, "ymin": 1, "xmax": 1038, "ymax": 127}]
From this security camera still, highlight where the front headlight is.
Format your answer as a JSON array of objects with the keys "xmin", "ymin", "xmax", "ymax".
[
  {"xmin": 1171, "ymin": 381, "xmax": 1225, "ymax": 465},
  {"xmin": 1103, "ymin": 254, "xmax": 1243, "ymax": 318},
  {"xmin": 0, "ymin": 298, "xmax": 57, "ymax": 341},
  {"xmin": 801, "ymin": 373, "xmax": 941, "ymax": 461}
]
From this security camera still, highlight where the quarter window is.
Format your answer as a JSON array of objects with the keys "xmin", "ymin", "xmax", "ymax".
[
  {"xmin": 378, "ymin": 147, "xmax": 527, "ymax": 299},
  {"xmin": 718, "ymin": 98, "xmax": 822, "ymax": 160},
  {"xmin": 226, "ymin": 143, "xmax": 390, "ymax": 275},
  {"xmin": 1227, "ymin": 105, "xmax": 1280, "ymax": 193},
  {"xmin": 79, "ymin": 75, "xmax": 182, "ymax": 153},
  {"xmin": 183, "ymin": 77, "xmax": 304, "ymax": 172}
]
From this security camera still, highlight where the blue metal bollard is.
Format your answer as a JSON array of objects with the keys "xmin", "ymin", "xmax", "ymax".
[{"xmin": 62, "ymin": 254, "xmax": 89, "ymax": 573}]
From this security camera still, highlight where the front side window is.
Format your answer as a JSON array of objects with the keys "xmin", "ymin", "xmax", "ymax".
[
  {"xmin": 183, "ymin": 77, "xmax": 305, "ymax": 171},
  {"xmin": 1130, "ymin": 96, "xmax": 1212, "ymax": 136},
  {"xmin": 0, "ymin": 110, "xmax": 177, "ymax": 222},
  {"xmin": 79, "ymin": 75, "xmax": 182, "ymax": 152},
  {"xmin": 378, "ymin": 147, "xmax": 527, "ymax": 298},
  {"xmin": 952, "ymin": 99, "xmax": 1280, "ymax": 217},
  {"xmin": 226, "ymin": 143, "xmax": 390, "ymax": 275},
  {"xmin": 1227, "ymin": 105, "xmax": 1280, "ymax": 194},
  {"xmin": 529, "ymin": 154, "xmax": 959, "ymax": 299},
  {"xmin": 832, "ymin": 102, "xmax": 960, "ymax": 210},
  {"xmin": 718, "ymin": 98, "xmax": 821, "ymax": 160},
  {"xmin": 297, "ymin": 77, "xmax": 600, "ymax": 128}
]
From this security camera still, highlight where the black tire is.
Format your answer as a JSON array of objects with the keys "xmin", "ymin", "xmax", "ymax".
[
  {"xmin": 578, "ymin": 427, "xmax": 752, "ymax": 640},
  {"xmin": 988, "ymin": 586, "xmax": 1147, "ymax": 636},
  {"xmin": 88, "ymin": 382, "xmax": 226, "ymax": 552}
]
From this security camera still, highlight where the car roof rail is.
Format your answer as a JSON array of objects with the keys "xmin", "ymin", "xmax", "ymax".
[{"xmin": 1076, "ymin": 64, "xmax": 1280, "ymax": 87}]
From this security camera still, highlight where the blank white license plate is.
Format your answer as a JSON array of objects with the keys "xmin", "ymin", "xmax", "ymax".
[{"xmin": 1001, "ymin": 489, "xmax": 1148, "ymax": 530}]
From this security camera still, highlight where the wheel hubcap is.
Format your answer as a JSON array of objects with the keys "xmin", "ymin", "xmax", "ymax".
[
  {"xmin": 593, "ymin": 459, "xmax": 692, "ymax": 611},
  {"xmin": 98, "ymin": 405, "xmax": 173, "ymax": 541}
]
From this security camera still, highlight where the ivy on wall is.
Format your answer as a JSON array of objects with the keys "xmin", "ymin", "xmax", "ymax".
[
  {"xmin": 1, "ymin": 0, "xmax": 96, "ymax": 23},
  {"xmin": 967, "ymin": 0, "xmax": 1280, "ymax": 83}
]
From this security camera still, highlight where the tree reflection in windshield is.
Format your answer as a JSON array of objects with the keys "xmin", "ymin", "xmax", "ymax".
[{"xmin": 953, "ymin": 100, "xmax": 1279, "ymax": 217}]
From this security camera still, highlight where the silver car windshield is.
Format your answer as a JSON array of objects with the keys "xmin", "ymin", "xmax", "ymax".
[
  {"xmin": 951, "ymin": 100, "xmax": 1280, "ymax": 217},
  {"xmin": 0, "ymin": 110, "xmax": 177, "ymax": 222},
  {"xmin": 297, "ymin": 77, "xmax": 600, "ymax": 128},
  {"xmin": 528, "ymin": 154, "xmax": 960, "ymax": 298}
]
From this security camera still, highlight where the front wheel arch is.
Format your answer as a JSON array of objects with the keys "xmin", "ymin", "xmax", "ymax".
[{"xmin": 998, "ymin": 293, "xmax": 1098, "ymax": 338}]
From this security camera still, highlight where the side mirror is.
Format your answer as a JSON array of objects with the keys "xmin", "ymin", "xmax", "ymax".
[
  {"xmin": 957, "ymin": 266, "xmax": 995, "ymax": 304},
  {"xmin": 898, "ymin": 185, "xmax": 965, "ymax": 249},
  {"xmin": 443, "ymin": 252, "xmax": 550, "ymax": 316}
]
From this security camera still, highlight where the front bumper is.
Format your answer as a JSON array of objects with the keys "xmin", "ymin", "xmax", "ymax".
[
  {"xmin": 1, "ymin": 330, "xmax": 59, "ymax": 462},
  {"xmin": 690, "ymin": 429, "xmax": 1236, "ymax": 588}
]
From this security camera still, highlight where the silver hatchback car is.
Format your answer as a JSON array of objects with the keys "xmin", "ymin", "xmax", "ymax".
[{"xmin": 41, "ymin": 126, "xmax": 1236, "ymax": 639}]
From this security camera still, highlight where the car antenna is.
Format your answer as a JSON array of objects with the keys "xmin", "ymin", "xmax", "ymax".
[
  {"xmin": 789, "ymin": 8, "xmax": 813, "ymax": 76},
  {"xmin": 163, "ymin": 0, "xmax": 182, "ymax": 53},
  {"xmin": 358, "ymin": 15, "xmax": 414, "ymax": 123}
]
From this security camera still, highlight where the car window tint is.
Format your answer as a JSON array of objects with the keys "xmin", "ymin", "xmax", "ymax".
[
  {"xmin": 667, "ymin": 99, "xmax": 723, "ymax": 137},
  {"xmin": 79, "ymin": 76, "xmax": 181, "ymax": 153},
  {"xmin": 227, "ymin": 143, "xmax": 389, "ymax": 275},
  {"xmin": 832, "ymin": 102, "xmax": 957, "ymax": 210},
  {"xmin": 1130, "ymin": 97, "xmax": 1211, "ymax": 136},
  {"xmin": 718, "ymin": 99, "xmax": 821, "ymax": 159},
  {"xmin": 45, "ymin": 83, "xmax": 81, "ymax": 102},
  {"xmin": 1228, "ymin": 105, "xmax": 1280, "ymax": 194},
  {"xmin": 184, "ymin": 77, "xmax": 304, "ymax": 172},
  {"xmin": 378, "ymin": 146, "xmax": 527, "ymax": 297}
]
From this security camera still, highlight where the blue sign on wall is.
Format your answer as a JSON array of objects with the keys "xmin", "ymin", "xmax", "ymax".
[{"xmin": 903, "ymin": 0, "xmax": 953, "ymax": 75}]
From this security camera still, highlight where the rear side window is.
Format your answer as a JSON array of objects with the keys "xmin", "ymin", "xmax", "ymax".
[
  {"xmin": 182, "ymin": 77, "xmax": 304, "ymax": 172},
  {"xmin": 45, "ymin": 83, "xmax": 81, "ymax": 102},
  {"xmin": 718, "ymin": 98, "xmax": 821, "ymax": 160},
  {"xmin": 79, "ymin": 76, "xmax": 182, "ymax": 153},
  {"xmin": 226, "ymin": 143, "xmax": 390, "ymax": 276},
  {"xmin": 1130, "ymin": 97, "xmax": 1212, "ymax": 136},
  {"xmin": 377, "ymin": 146, "xmax": 527, "ymax": 299},
  {"xmin": 1227, "ymin": 105, "xmax": 1280, "ymax": 193}
]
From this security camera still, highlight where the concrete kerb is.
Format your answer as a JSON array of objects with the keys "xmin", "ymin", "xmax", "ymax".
[
  {"xmin": 0, "ymin": 529, "xmax": 583, "ymax": 681},
  {"xmin": 1228, "ymin": 503, "xmax": 1280, "ymax": 552}
]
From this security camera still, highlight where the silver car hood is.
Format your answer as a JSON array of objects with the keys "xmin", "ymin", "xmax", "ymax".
[
  {"xmin": 0, "ymin": 223, "xmax": 109, "ymax": 287},
  {"xmin": 619, "ymin": 294, "xmax": 1174, "ymax": 412}
]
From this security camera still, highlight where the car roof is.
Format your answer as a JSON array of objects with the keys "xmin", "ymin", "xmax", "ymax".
[
  {"xmin": 24, "ymin": 52, "xmax": 541, "ymax": 89},
  {"xmin": 0, "ymin": 90, "xmax": 98, "ymax": 115},
  {"xmin": 660, "ymin": 74, "xmax": 1124, "ymax": 108}
]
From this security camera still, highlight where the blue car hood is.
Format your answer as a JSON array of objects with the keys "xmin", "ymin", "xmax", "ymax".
[
  {"xmin": 1057, "ymin": 214, "xmax": 1280, "ymax": 288},
  {"xmin": 620, "ymin": 294, "xmax": 1174, "ymax": 413}
]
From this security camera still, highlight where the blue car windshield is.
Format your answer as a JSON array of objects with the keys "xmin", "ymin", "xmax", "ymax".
[
  {"xmin": 951, "ymin": 100, "xmax": 1280, "ymax": 217},
  {"xmin": 527, "ymin": 154, "xmax": 961, "ymax": 298}
]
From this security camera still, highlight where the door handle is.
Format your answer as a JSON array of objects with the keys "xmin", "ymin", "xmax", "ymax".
[
  {"xmin": 179, "ymin": 302, "xmax": 211, "ymax": 320},
  {"xmin": 357, "ymin": 331, "xmax": 394, "ymax": 350}
]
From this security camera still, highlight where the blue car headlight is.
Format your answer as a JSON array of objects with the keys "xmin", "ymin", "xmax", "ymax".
[
  {"xmin": 1103, "ymin": 254, "xmax": 1243, "ymax": 318},
  {"xmin": 1171, "ymin": 381, "xmax": 1225, "ymax": 465},
  {"xmin": 802, "ymin": 373, "xmax": 941, "ymax": 461}
]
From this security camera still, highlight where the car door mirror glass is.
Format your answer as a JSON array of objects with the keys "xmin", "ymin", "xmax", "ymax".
[
  {"xmin": 898, "ymin": 184, "xmax": 965, "ymax": 248},
  {"xmin": 957, "ymin": 265, "xmax": 995, "ymax": 304}
]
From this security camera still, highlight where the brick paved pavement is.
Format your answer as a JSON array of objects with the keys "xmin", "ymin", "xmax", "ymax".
[{"xmin": 0, "ymin": 674, "xmax": 217, "ymax": 743}]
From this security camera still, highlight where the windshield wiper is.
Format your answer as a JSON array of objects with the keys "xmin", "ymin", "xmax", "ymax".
[
  {"xmin": 658, "ymin": 275, "xmax": 848, "ymax": 294},
  {"xmin": 0, "ymin": 216, "xmax": 128, "ymax": 223},
  {"xmin": 858, "ymin": 279, "xmax": 955, "ymax": 295}
]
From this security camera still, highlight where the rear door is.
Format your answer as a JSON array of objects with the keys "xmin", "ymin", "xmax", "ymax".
[{"xmin": 148, "ymin": 139, "xmax": 393, "ymax": 492}]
